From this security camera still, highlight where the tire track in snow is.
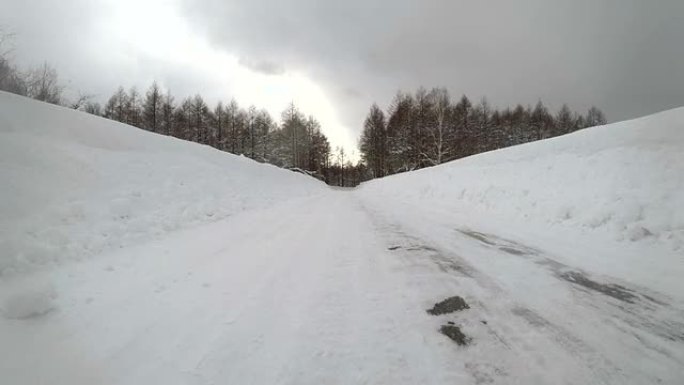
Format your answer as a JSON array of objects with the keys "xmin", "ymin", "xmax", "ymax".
[
  {"xmin": 357, "ymin": 201, "xmax": 638, "ymax": 384},
  {"xmin": 457, "ymin": 228, "xmax": 684, "ymax": 348}
]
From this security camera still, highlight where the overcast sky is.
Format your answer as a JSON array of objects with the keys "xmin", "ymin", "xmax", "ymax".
[{"xmin": 2, "ymin": 0, "xmax": 683, "ymax": 155}]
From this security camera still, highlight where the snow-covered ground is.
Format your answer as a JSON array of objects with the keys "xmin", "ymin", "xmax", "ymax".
[
  {"xmin": 1, "ymin": 93, "xmax": 683, "ymax": 384},
  {"xmin": 0, "ymin": 91, "xmax": 325, "ymax": 276},
  {"xmin": 356, "ymin": 107, "xmax": 684, "ymax": 298},
  {"xmin": 360, "ymin": 107, "xmax": 684, "ymax": 252}
]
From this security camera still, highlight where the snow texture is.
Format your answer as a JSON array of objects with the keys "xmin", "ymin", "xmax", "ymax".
[
  {"xmin": 1, "ymin": 280, "xmax": 57, "ymax": 319},
  {"xmin": 0, "ymin": 91, "xmax": 325, "ymax": 276},
  {"xmin": 359, "ymin": 107, "xmax": 684, "ymax": 251},
  {"xmin": 1, "ymin": 92, "xmax": 683, "ymax": 384}
]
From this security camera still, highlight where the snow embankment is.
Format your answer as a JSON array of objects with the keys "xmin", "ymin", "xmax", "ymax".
[
  {"xmin": 0, "ymin": 91, "xmax": 325, "ymax": 276},
  {"xmin": 358, "ymin": 107, "xmax": 684, "ymax": 251}
]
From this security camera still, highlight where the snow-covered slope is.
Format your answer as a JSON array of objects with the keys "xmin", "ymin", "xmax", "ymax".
[
  {"xmin": 0, "ymin": 91, "xmax": 325, "ymax": 276},
  {"xmin": 358, "ymin": 108, "xmax": 684, "ymax": 251}
]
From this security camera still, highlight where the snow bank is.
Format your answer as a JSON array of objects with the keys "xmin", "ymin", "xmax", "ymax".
[
  {"xmin": 358, "ymin": 107, "xmax": 684, "ymax": 250},
  {"xmin": 0, "ymin": 91, "xmax": 325, "ymax": 276}
]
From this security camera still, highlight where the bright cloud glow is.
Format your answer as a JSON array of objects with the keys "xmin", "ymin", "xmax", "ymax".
[{"xmin": 95, "ymin": 0, "xmax": 357, "ymax": 158}]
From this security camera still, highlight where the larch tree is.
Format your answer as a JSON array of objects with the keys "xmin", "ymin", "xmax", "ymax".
[
  {"xmin": 359, "ymin": 103, "xmax": 386, "ymax": 177},
  {"xmin": 125, "ymin": 87, "xmax": 142, "ymax": 127},
  {"xmin": 247, "ymin": 105, "xmax": 257, "ymax": 158},
  {"xmin": 104, "ymin": 86, "xmax": 127, "ymax": 122},
  {"xmin": 426, "ymin": 88, "xmax": 450, "ymax": 165},
  {"xmin": 385, "ymin": 92, "xmax": 413, "ymax": 173},
  {"xmin": 0, "ymin": 30, "xmax": 27, "ymax": 96},
  {"xmin": 214, "ymin": 101, "xmax": 224, "ymax": 150},
  {"xmin": 556, "ymin": 104, "xmax": 573, "ymax": 135},
  {"xmin": 281, "ymin": 102, "xmax": 304, "ymax": 168},
  {"xmin": 143, "ymin": 81, "xmax": 162, "ymax": 132},
  {"xmin": 452, "ymin": 95, "xmax": 472, "ymax": 158},
  {"xmin": 226, "ymin": 99, "xmax": 240, "ymax": 153},
  {"xmin": 191, "ymin": 94, "xmax": 209, "ymax": 144},
  {"xmin": 585, "ymin": 106, "xmax": 607, "ymax": 127},
  {"xmin": 160, "ymin": 90, "xmax": 175, "ymax": 136}
]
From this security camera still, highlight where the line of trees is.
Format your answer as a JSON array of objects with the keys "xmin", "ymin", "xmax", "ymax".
[
  {"xmin": 0, "ymin": 29, "xmax": 362, "ymax": 185},
  {"xmin": 1, "ymin": 59, "xmax": 64, "ymax": 106},
  {"xmin": 4, "ymin": 31, "xmax": 610, "ymax": 187},
  {"xmin": 98, "ymin": 83, "xmax": 333, "ymax": 175},
  {"xmin": 0, "ymin": 28, "xmax": 90, "ymax": 108},
  {"xmin": 359, "ymin": 87, "xmax": 606, "ymax": 178}
]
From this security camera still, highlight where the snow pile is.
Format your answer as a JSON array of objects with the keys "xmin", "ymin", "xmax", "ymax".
[
  {"xmin": 358, "ymin": 107, "xmax": 684, "ymax": 250},
  {"xmin": 0, "ymin": 91, "xmax": 325, "ymax": 276}
]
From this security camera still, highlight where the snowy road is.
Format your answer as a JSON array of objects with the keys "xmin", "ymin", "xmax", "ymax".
[{"xmin": 2, "ymin": 190, "xmax": 683, "ymax": 384}]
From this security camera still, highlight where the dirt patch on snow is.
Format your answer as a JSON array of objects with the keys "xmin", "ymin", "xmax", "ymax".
[
  {"xmin": 439, "ymin": 324, "xmax": 470, "ymax": 345},
  {"xmin": 427, "ymin": 296, "xmax": 470, "ymax": 315}
]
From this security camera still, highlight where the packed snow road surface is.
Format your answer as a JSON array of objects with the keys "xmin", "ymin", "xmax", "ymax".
[{"xmin": 2, "ymin": 191, "xmax": 683, "ymax": 385}]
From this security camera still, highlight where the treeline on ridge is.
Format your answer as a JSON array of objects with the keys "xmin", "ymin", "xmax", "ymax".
[
  {"xmin": 1, "ymin": 39, "xmax": 361, "ymax": 185},
  {"xmin": 98, "ymin": 83, "xmax": 334, "ymax": 178},
  {"xmin": 359, "ymin": 87, "xmax": 606, "ymax": 178},
  {"xmin": 3, "ymin": 33, "xmax": 608, "ymax": 187}
]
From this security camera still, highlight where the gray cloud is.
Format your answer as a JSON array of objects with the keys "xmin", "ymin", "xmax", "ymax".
[
  {"xmin": 186, "ymin": 0, "xmax": 684, "ymax": 133},
  {"xmin": 238, "ymin": 57, "xmax": 285, "ymax": 75},
  {"xmin": 2, "ymin": 0, "xmax": 684, "ymax": 145},
  {"xmin": 0, "ymin": 0, "xmax": 242, "ymax": 103}
]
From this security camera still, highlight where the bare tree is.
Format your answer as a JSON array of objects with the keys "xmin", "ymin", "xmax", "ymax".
[
  {"xmin": 125, "ymin": 87, "xmax": 141, "ymax": 126},
  {"xmin": 214, "ymin": 101, "xmax": 224, "ymax": 149},
  {"xmin": 337, "ymin": 146, "xmax": 346, "ymax": 186},
  {"xmin": 160, "ymin": 90, "xmax": 175, "ymax": 135},
  {"xmin": 84, "ymin": 101, "xmax": 102, "ymax": 116},
  {"xmin": 585, "ymin": 106, "xmax": 607, "ymax": 127},
  {"xmin": 289, "ymin": 102, "xmax": 299, "ymax": 167},
  {"xmin": 26, "ymin": 62, "xmax": 62, "ymax": 104},
  {"xmin": 104, "ymin": 86, "xmax": 127, "ymax": 122},
  {"xmin": 227, "ymin": 99, "xmax": 240, "ymax": 153},
  {"xmin": 0, "ymin": 27, "xmax": 25, "ymax": 94},
  {"xmin": 70, "ymin": 92, "xmax": 94, "ymax": 110},
  {"xmin": 0, "ymin": 27, "xmax": 13, "ymax": 58},
  {"xmin": 258, "ymin": 110, "xmax": 274, "ymax": 161},
  {"xmin": 191, "ymin": 94, "xmax": 209, "ymax": 143},
  {"xmin": 555, "ymin": 104, "xmax": 573, "ymax": 135},
  {"xmin": 281, "ymin": 102, "xmax": 303, "ymax": 168},
  {"xmin": 422, "ymin": 88, "xmax": 450, "ymax": 165},
  {"xmin": 359, "ymin": 104, "xmax": 386, "ymax": 177},
  {"xmin": 143, "ymin": 81, "xmax": 162, "ymax": 132},
  {"xmin": 247, "ymin": 105, "xmax": 257, "ymax": 158}
]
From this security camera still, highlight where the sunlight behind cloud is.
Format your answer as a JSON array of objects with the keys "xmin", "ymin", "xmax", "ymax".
[{"xmin": 97, "ymin": 0, "xmax": 356, "ymax": 158}]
